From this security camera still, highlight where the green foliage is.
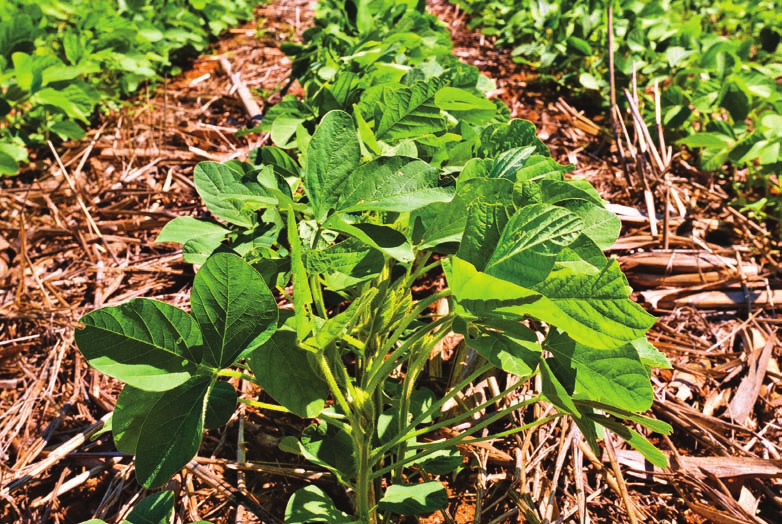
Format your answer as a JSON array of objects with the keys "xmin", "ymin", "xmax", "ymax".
[
  {"xmin": 452, "ymin": 0, "xmax": 782, "ymax": 222},
  {"xmin": 0, "ymin": 0, "xmax": 254, "ymax": 175},
  {"xmin": 75, "ymin": 0, "xmax": 671, "ymax": 522}
]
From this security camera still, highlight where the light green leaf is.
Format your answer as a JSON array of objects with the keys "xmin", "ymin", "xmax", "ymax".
[
  {"xmin": 194, "ymin": 162, "xmax": 275, "ymax": 227},
  {"xmin": 435, "ymin": 86, "xmax": 497, "ymax": 125},
  {"xmin": 191, "ymin": 253, "xmax": 278, "ymax": 368},
  {"xmin": 545, "ymin": 330, "xmax": 654, "ymax": 412},
  {"xmin": 589, "ymin": 414, "xmax": 668, "ymax": 468},
  {"xmin": 631, "ymin": 338, "xmax": 671, "ymax": 369},
  {"xmin": 485, "ymin": 204, "xmax": 583, "ymax": 287},
  {"xmin": 378, "ymin": 482, "xmax": 448, "ymax": 515},
  {"xmin": 336, "ymin": 156, "xmax": 451, "ymax": 213},
  {"xmin": 304, "ymin": 110, "xmax": 360, "ymax": 222},
  {"xmin": 362, "ymin": 79, "xmax": 445, "ymax": 142},
  {"xmin": 248, "ymin": 330, "xmax": 327, "ymax": 418},
  {"xmin": 155, "ymin": 217, "xmax": 230, "ymax": 246},
  {"xmin": 306, "ymin": 239, "xmax": 384, "ymax": 291},
  {"xmin": 413, "ymin": 448, "xmax": 463, "ymax": 475},
  {"xmin": 134, "ymin": 374, "xmax": 211, "ymax": 488},
  {"xmin": 75, "ymin": 299, "xmax": 201, "ymax": 391},
  {"xmin": 478, "ymin": 119, "xmax": 550, "ymax": 158},
  {"xmin": 488, "ymin": 146, "xmax": 537, "ymax": 180}
]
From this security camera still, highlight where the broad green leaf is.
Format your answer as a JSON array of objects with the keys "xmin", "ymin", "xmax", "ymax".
[
  {"xmin": 113, "ymin": 385, "xmax": 164, "ymax": 454},
  {"xmin": 419, "ymin": 177, "xmax": 515, "ymax": 250},
  {"xmin": 336, "ymin": 156, "xmax": 452, "ymax": 213},
  {"xmin": 485, "ymin": 204, "xmax": 583, "ymax": 287},
  {"xmin": 446, "ymin": 257, "xmax": 653, "ymax": 349},
  {"xmin": 49, "ymin": 120, "xmax": 86, "ymax": 140},
  {"xmin": 306, "ymin": 239, "xmax": 384, "ymax": 291},
  {"xmin": 75, "ymin": 299, "xmax": 201, "ymax": 391},
  {"xmin": 194, "ymin": 162, "xmax": 274, "ymax": 228},
  {"xmin": 575, "ymin": 400, "xmax": 673, "ymax": 435},
  {"xmin": 532, "ymin": 260, "xmax": 656, "ymax": 348},
  {"xmin": 204, "ymin": 381, "xmax": 237, "ymax": 430},
  {"xmin": 631, "ymin": 338, "xmax": 671, "ymax": 369},
  {"xmin": 155, "ymin": 216, "xmax": 230, "ymax": 246},
  {"xmin": 478, "ymin": 119, "xmax": 550, "ymax": 158},
  {"xmin": 467, "ymin": 322, "xmax": 541, "ymax": 378},
  {"xmin": 361, "ymin": 79, "xmax": 445, "ymax": 142},
  {"xmin": 304, "ymin": 110, "xmax": 360, "ymax": 222},
  {"xmin": 413, "ymin": 448, "xmax": 463, "ymax": 475},
  {"xmin": 515, "ymin": 155, "xmax": 573, "ymax": 182},
  {"xmin": 191, "ymin": 253, "xmax": 278, "ymax": 369},
  {"xmin": 248, "ymin": 330, "xmax": 327, "ymax": 418},
  {"xmin": 589, "ymin": 414, "xmax": 668, "ymax": 468},
  {"xmin": 285, "ymin": 485, "xmax": 354, "ymax": 524},
  {"xmin": 300, "ymin": 420, "xmax": 356, "ymax": 478},
  {"xmin": 288, "ymin": 208, "xmax": 313, "ymax": 339},
  {"xmin": 556, "ymin": 199, "xmax": 621, "ymax": 250},
  {"xmin": 271, "ymin": 116, "xmax": 306, "ymax": 148},
  {"xmin": 488, "ymin": 146, "xmax": 537, "ymax": 180},
  {"xmin": 324, "ymin": 215, "xmax": 413, "ymax": 262},
  {"xmin": 545, "ymin": 330, "xmax": 654, "ymax": 412},
  {"xmin": 378, "ymin": 482, "xmax": 448, "ymax": 515},
  {"xmin": 677, "ymin": 132, "xmax": 733, "ymax": 149},
  {"xmin": 135, "ymin": 374, "xmax": 211, "ymax": 488},
  {"xmin": 124, "ymin": 491, "xmax": 174, "ymax": 524},
  {"xmin": 435, "ymin": 86, "xmax": 497, "ymax": 125},
  {"xmin": 456, "ymin": 193, "xmax": 516, "ymax": 270}
]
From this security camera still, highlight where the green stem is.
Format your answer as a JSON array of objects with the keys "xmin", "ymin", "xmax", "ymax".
[
  {"xmin": 218, "ymin": 369, "xmax": 259, "ymax": 385},
  {"xmin": 316, "ymin": 352, "xmax": 353, "ymax": 418},
  {"xmin": 237, "ymin": 397, "xmax": 290, "ymax": 412}
]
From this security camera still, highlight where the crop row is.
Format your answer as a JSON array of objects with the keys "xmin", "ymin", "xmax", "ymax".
[
  {"xmin": 0, "ymin": 0, "xmax": 255, "ymax": 176},
  {"xmin": 450, "ymin": 0, "xmax": 782, "ymax": 222}
]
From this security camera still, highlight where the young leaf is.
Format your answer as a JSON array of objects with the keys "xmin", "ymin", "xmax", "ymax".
[
  {"xmin": 75, "ymin": 299, "xmax": 201, "ymax": 391},
  {"xmin": 248, "ymin": 330, "xmax": 327, "ymax": 418},
  {"xmin": 478, "ymin": 119, "xmax": 550, "ymax": 158},
  {"xmin": 435, "ymin": 86, "xmax": 497, "ymax": 125},
  {"xmin": 336, "ymin": 156, "xmax": 452, "ymax": 213},
  {"xmin": 304, "ymin": 110, "xmax": 361, "ymax": 222},
  {"xmin": 155, "ymin": 216, "xmax": 230, "ymax": 247},
  {"xmin": 377, "ymin": 482, "xmax": 448, "ymax": 515},
  {"xmin": 134, "ymin": 374, "xmax": 212, "ymax": 488},
  {"xmin": 323, "ymin": 215, "xmax": 414, "ymax": 262},
  {"xmin": 285, "ymin": 485, "xmax": 355, "ymax": 524},
  {"xmin": 488, "ymin": 146, "xmax": 537, "ymax": 180},
  {"xmin": 190, "ymin": 252, "xmax": 278, "ymax": 369},
  {"xmin": 361, "ymin": 79, "xmax": 446, "ymax": 142}
]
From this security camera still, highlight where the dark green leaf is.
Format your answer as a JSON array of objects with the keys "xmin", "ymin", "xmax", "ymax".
[
  {"xmin": 204, "ymin": 381, "xmax": 237, "ymax": 430},
  {"xmin": 378, "ymin": 482, "xmax": 448, "ymax": 515},
  {"xmin": 124, "ymin": 491, "xmax": 175, "ymax": 524},
  {"xmin": 285, "ymin": 485, "xmax": 354, "ymax": 524}
]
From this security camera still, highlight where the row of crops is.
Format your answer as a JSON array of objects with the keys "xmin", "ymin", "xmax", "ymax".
[
  {"xmin": 0, "ymin": 0, "xmax": 255, "ymax": 175},
  {"xmin": 451, "ymin": 0, "xmax": 782, "ymax": 223}
]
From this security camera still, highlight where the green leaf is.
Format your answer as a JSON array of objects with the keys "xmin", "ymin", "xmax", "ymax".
[
  {"xmin": 631, "ymin": 338, "xmax": 671, "ymax": 369},
  {"xmin": 300, "ymin": 420, "xmax": 356, "ymax": 479},
  {"xmin": 49, "ymin": 120, "xmax": 86, "ymax": 140},
  {"xmin": 75, "ymin": 299, "xmax": 201, "ymax": 391},
  {"xmin": 134, "ymin": 374, "xmax": 212, "ymax": 488},
  {"xmin": 0, "ymin": 142, "xmax": 27, "ymax": 175},
  {"xmin": 539, "ymin": 358, "xmax": 580, "ymax": 416},
  {"xmin": 378, "ymin": 482, "xmax": 448, "ymax": 515},
  {"xmin": 285, "ymin": 485, "xmax": 354, "ymax": 524},
  {"xmin": 435, "ymin": 86, "xmax": 497, "ymax": 125},
  {"xmin": 456, "ymin": 190, "xmax": 516, "ymax": 270},
  {"xmin": 194, "ymin": 162, "xmax": 275, "ymax": 228},
  {"xmin": 589, "ymin": 414, "xmax": 668, "ymax": 468},
  {"xmin": 336, "ymin": 156, "xmax": 451, "ymax": 213},
  {"xmin": 677, "ymin": 132, "xmax": 733, "ymax": 149},
  {"xmin": 488, "ymin": 146, "xmax": 537, "ymax": 180},
  {"xmin": 113, "ymin": 385, "xmax": 164, "ymax": 454},
  {"xmin": 155, "ymin": 216, "xmax": 230, "ymax": 246},
  {"xmin": 545, "ymin": 330, "xmax": 654, "ymax": 412},
  {"xmin": 204, "ymin": 381, "xmax": 237, "ymax": 430},
  {"xmin": 556, "ymin": 199, "xmax": 620, "ymax": 250},
  {"xmin": 323, "ymin": 215, "xmax": 413, "ymax": 263},
  {"xmin": 413, "ymin": 448, "xmax": 463, "ymax": 475},
  {"xmin": 361, "ymin": 79, "xmax": 445, "ymax": 142},
  {"xmin": 515, "ymin": 155, "xmax": 573, "ymax": 182},
  {"xmin": 124, "ymin": 491, "xmax": 174, "ymax": 524},
  {"xmin": 478, "ymin": 119, "xmax": 550, "ymax": 158},
  {"xmin": 191, "ymin": 253, "xmax": 278, "ymax": 369},
  {"xmin": 248, "ymin": 330, "xmax": 327, "ymax": 418},
  {"xmin": 467, "ymin": 322, "xmax": 541, "ymax": 378},
  {"xmin": 485, "ymin": 204, "xmax": 583, "ymax": 287},
  {"xmin": 304, "ymin": 110, "xmax": 361, "ymax": 222},
  {"xmin": 306, "ymin": 239, "xmax": 384, "ymax": 291}
]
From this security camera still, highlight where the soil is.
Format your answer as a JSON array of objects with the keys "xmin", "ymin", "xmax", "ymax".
[{"xmin": 1, "ymin": 1, "xmax": 781, "ymax": 523}]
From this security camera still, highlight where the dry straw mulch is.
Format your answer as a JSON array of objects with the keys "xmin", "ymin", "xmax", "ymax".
[{"xmin": 1, "ymin": 1, "xmax": 781, "ymax": 522}]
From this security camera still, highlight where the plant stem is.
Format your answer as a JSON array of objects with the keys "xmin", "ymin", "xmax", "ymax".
[
  {"xmin": 218, "ymin": 369, "xmax": 260, "ymax": 385},
  {"xmin": 237, "ymin": 397, "xmax": 290, "ymax": 412}
]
